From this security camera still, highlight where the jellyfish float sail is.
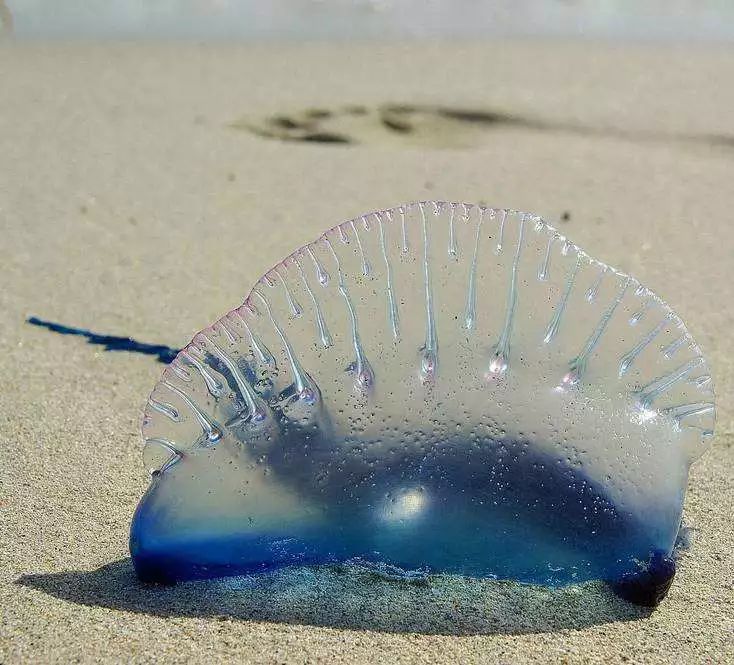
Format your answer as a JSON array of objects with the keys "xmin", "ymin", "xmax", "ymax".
[{"xmin": 130, "ymin": 202, "xmax": 715, "ymax": 606}]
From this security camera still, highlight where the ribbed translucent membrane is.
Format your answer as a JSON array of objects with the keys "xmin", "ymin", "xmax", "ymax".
[{"xmin": 131, "ymin": 202, "xmax": 715, "ymax": 605}]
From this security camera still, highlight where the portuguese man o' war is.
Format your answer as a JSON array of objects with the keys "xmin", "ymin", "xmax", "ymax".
[{"xmin": 130, "ymin": 202, "xmax": 716, "ymax": 607}]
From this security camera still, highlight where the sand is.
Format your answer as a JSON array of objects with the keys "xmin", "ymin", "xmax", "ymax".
[{"xmin": 0, "ymin": 39, "xmax": 733, "ymax": 664}]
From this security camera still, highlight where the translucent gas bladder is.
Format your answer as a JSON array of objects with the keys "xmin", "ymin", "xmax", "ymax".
[{"xmin": 131, "ymin": 202, "xmax": 715, "ymax": 606}]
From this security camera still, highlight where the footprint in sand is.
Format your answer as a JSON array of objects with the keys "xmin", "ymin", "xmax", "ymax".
[
  {"xmin": 230, "ymin": 103, "xmax": 734, "ymax": 151},
  {"xmin": 230, "ymin": 104, "xmax": 545, "ymax": 149}
]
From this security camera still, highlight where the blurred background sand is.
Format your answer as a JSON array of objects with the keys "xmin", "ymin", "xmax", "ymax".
[{"xmin": 1, "ymin": 3, "xmax": 733, "ymax": 663}]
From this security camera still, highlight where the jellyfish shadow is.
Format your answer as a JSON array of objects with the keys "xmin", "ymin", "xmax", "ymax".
[{"xmin": 16, "ymin": 558, "xmax": 651, "ymax": 636}]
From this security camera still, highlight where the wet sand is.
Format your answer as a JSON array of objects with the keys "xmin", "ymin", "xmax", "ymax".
[{"xmin": 1, "ymin": 40, "xmax": 733, "ymax": 663}]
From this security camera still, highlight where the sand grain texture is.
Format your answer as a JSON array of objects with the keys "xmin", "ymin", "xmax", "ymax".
[{"xmin": 0, "ymin": 41, "xmax": 733, "ymax": 664}]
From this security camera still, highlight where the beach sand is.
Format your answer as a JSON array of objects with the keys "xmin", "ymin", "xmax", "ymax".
[{"xmin": 1, "ymin": 40, "xmax": 733, "ymax": 663}]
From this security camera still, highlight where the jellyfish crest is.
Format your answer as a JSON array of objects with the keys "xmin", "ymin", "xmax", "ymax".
[{"xmin": 131, "ymin": 202, "xmax": 715, "ymax": 605}]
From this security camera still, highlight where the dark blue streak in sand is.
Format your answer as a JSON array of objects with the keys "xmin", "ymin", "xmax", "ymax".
[{"xmin": 27, "ymin": 317, "xmax": 180, "ymax": 363}]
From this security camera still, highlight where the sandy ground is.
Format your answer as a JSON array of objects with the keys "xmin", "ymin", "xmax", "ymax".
[{"xmin": 0, "ymin": 40, "xmax": 733, "ymax": 664}]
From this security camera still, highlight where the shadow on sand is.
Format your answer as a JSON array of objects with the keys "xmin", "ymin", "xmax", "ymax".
[{"xmin": 17, "ymin": 558, "xmax": 651, "ymax": 636}]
